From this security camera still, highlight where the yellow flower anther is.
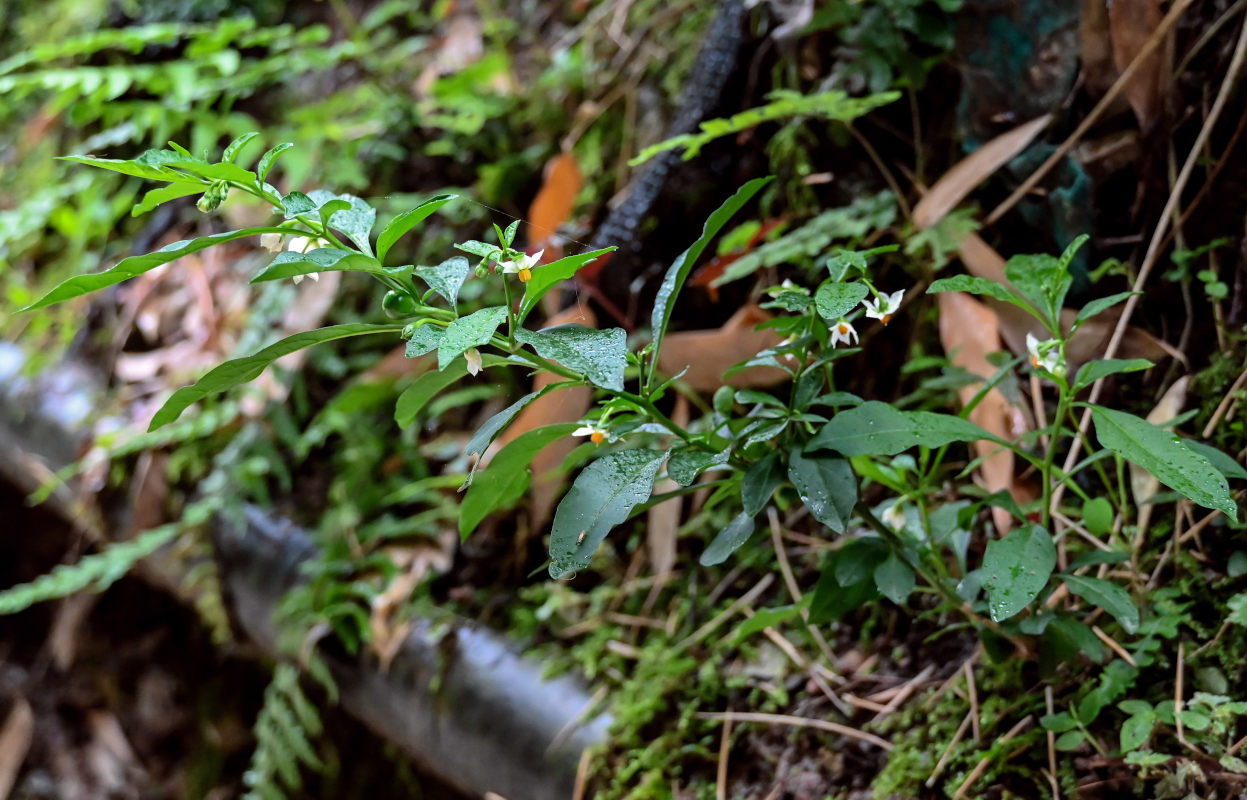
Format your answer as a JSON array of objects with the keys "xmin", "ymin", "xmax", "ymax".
[
  {"xmin": 590, "ymin": 430, "xmax": 606, "ymax": 444},
  {"xmin": 518, "ymin": 267, "xmax": 532, "ymax": 282}
]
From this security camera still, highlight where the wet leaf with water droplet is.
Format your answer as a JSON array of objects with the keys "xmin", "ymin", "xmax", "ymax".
[
  {"xmin": 982, "ymin": 524, "xmax": 1055, "ymax": 621},
  {"xmin": 787, "ymin": 451, "xmax": 856, "ymax": 533},
  {"xmin": 808, "ymin": 401, "xmax": 999, "ymax": 456}
]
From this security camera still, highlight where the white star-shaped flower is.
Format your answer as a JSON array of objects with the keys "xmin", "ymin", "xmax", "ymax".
[
  {"xmin": 498, "ymin": 250, "xmax": 543, "ymax": 282},
  {"xmin": 573, "ymin": 424, "xmax": 608, "ymax": 444},
  {"xmin": 1026, "ymin": 333, "xmax": 1063, "ymax": 376},
  {"xmin": 829, "ymin": 319, "xmax": 859, "ymax": 347},
  {"xmin": 862, "ymin": 289, "xmax": 905, "ymax": 325}
]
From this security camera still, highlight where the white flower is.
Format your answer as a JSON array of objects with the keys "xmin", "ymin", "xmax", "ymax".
[
  {"xmin": 882, "ymin": 501, "xmax": 907, "ymax": 531},
  {"xmin": 767, "ymin": 278, "xmax": 807, "ymax": 298},
  {"xmin": 1026, "ymin": 333, "xmax": 1063, "ymax": 376},
  {"xmin": 829, "ymin": 319, "xmax": 859, "ymax": 347},
  {"xmin": 862, "ymin": 289, "xmax": 905, "ymax": 325},
  {"xmin": 464, "ymin": 348, "xmax": 482, "ymax": 376},
  {"xmin": 261, "ymin": 233, "xmax": 328, "ymax": 283},
  {"xmin": 573, "ymin": 424, "xmax": 608, "ymax": 444},
  {"xmin": 498, "ymin": 250, "xmax": 543, "ymax": 282}
]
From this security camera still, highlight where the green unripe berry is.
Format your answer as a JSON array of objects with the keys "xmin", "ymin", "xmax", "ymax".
[{"xmin": 382, "ymin": 290, "xmax": 418, "ymax": 318}]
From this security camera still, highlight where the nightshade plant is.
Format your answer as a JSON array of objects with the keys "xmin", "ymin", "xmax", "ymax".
[{"xmin": 17, "ymin": 136, "xmax": 1245, "ymax": 668}]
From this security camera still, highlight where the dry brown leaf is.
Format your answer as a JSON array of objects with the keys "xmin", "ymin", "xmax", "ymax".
[
  {"xmin": 370, "ymin": 533, "xmax": 455, "ymax": 669},
  {"xmin": 913, "ymin": 115, "xmax": 1052, "ymax": 230},
  {"xmin": 414, "ymin": 15, "xmax": 485, "ymax": 97},
  {"xmin": 647, "ymin": 396, "xmax": 689, "ymax": 577},
  {"xmin": 47, "ymin": 593, "xmax": 99, "ymax": 672},
  {"xmin": 937, "ymin": 292, "xmax": 1033, "ymax": 531},
  {"xmin": 657, "ymin": 304, "xmax": 788, "ymax": 391},
  {"xmin": 496, "ymin": 305, "xmax": 597, "ymax": 526},
  {"xmin": 527, "ymin": 152, "xmax": 582, "ymax": 252},
  {"xmin": 0, "ymin": 696, "xmax": 34, "ymax": 800},
  {"xmin": 1109, "ymin": 0, "xmax": 1167, "ymax": 130},
  {"xmin": 1079, "ymin": 0, "xmax": 1118, "ymax": 97}
]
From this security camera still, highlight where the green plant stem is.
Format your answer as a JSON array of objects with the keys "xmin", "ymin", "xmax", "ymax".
[{"xmin": 1041, "ymin": 389, "xmax": 1072, "ymax": 530}]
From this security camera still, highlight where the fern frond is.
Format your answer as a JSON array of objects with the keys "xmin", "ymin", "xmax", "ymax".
[
  {"xmin": 243, "ymin": 663, "xmax": 324, "ymax": 800},
  {"xmin": 0, "ymin": 525, "xmax": 178, "ymax": 615}
]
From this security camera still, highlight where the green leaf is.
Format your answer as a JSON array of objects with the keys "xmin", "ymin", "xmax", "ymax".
[
  {"xmin": 834, "ymin": 538, "xmax": 889, "ymax": 585},
  {"xmin": 700, "ymin": 512, "xmax": 756, "ymax": 566},
  {"xmin": 59, "ymin": 153, "xmax": 184, "ymax": 180},
  {"xmin": 668, "ymin": 447, "xmax": 731, "ymax": 486},
  {"xmin": 548, "ymin": 449, "xmax": 668, "ymax": 578},
  {"xmin": 1067, "ymin": 548, "xmax": 1128, "ymax": 571},
  {"xmin": 131, "ymin": 181, "xmax": 206, "ymax": 217},
  {"xmin": 1046, "ymin": 617, "xmax": 1108, "ymax": 662},
  {"xmin": 515, "ymin": 325, "xmax": 626, "ymax": 391},
  {"xmin": 222, "ymin": 131, "xmax": 260, "ymax": 163},
  {"xmin": 649, "ymin": 177, "xmax": 773, "ymax": 385},
  {"xmin": 1091, "ymin": 405, "xmax": 1237, "ymax": 518},
  {"xmin": 1006, "ymin": 250, "xmax": 1072, "ymax": 327},
  {"xmin": 1055, "ymin": 730, "xmax": 1086, "ymax": 751},
  {"xmin": 168, "ymin": 158, "xmax": 257, "ymax": 185},
  {"xmin": 814, "ymin": 281, "xmax": 868, "ymax": 320},
  {"xmin": 256, "ymin": 142, "xmax": 293, "ymax": 182},
  {"xmin": 787, "ymin": 451, "xmax": 856, "ymax": 533},
  {"xmin": 741, "ymin": 450, "xmax": 784, "ymax": 515},
  {"xmin": 1074, "ymin": 291, "xmax": 1137, "ymax": 329},
  {"xmin": 414, "ymin": 256, "xmax": 470, "ymax": 310},
  {"xmin": 1082, "ymin": 497, "xmax": 1114, "ymax": 537},
  {"xmin": 251, "ymin": 248, "xmax": 385, "ymax": 282},
  {"xmin": 808, "ymin": 401, "xmax": 997, "ymax": 456},
  {"xmin": 1060, "ymin": 575, "xmax": 1139, "ymax": 634},
  {"xmin": 438, "ymin": 306, "xmax": 507, "ymax": 370},
  {"xmin": 23, "ymin": 226, "xmax": 292, "ymax": 311},
  {"xmin": 926, "ymin": 274, "xmax": 1035, "ymax": 313},
  {"xmin": 150, "ymin": 323, "xmax": 400, "ymax": 430},
  {"xmin": 460, "ymin": 423, "xmax": 580, "ymax": 539},
  {"xmin": 1229, "ymin": 552, "xmax": 1247, "ymax": 578},
  {"xmin": 395, "ymin": 364, "xmax": 467, "ymax": 428},
  {"xmin": 516, "ymin": 247, "xmax": 615, "ymax": 324},
  {"xmin": 1072, "ymin": 359, "xmax": 1153, "ymax": 392},
  {"xmin": 1184, "ymin": 440, "xmax": 1247, "ymax": 481},
  {"xmin": 376, "ymin": 195, "xmax": 457, "ymax": 263},
  {"xmin": 731, "ymin": 601, "xmax": 808, "ymax": 644},
  {"xmin": 874, "ymin": 553, "xmax": 915, "ymax": 604},
  {"xmin": 982, "ymin": 524, "xmax": 1056, "ymax": 621},
  {"xmin": 313, "ymin": 191, "xmax": 375, "ymax": 254},
  {"xmin": 1178, "ymin": 710, "xmax": 1211, "ymax": 731},
  {"xmin": 462, "ymin": 384, "xmax": 575, "ymax": 483},
  {"xmin": 282, "ymin": 191, "xmax": 317, "ymax": 218},
  {"xmin": 404, "ymin": 324, "xmax": 445, "ymax": 358},
  {"xmin": 810, "ymin": 556, "xmax": 879, "ymax": 623},
  {"xmin": 1040, "ymin": 713, "xmax": 1078, "ymax": 733},
  {"xmin": 1120, "ymin": 713, "xmax": 1154, "ymax": 752}
]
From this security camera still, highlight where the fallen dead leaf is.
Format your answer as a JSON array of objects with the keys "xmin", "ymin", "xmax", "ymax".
[
  {"xmin": 0, "ymin": 696, "xmax": 34, "ymax": 800},
  {"xmin": 527, "ymin": 152, "xmax": 582, "ymax": 253},
  {"xmin": 1079, "ymin": 0, "xmax": 1119, "ymax": 98},
  {"xmin": 371, "ymin": 532, "xmax": 456, "ymax": 669},
  {"xmin": 647, "ymin": 396, "xmax": 689, "ymax": 577},
  {"xmin": 937, "ymin": 292, "xmax": 1033, "ymax": 531},
  {"xmin": 913, "ymin": 115, "xmax": 1052, "ymax": 231},
  {"xmin": 657, "ymin": 304, "xmax": 788, "ymax": 391},
  {"xmin": 1108, "ymin": 0, "xmax": 1168, "ymax": 130}
]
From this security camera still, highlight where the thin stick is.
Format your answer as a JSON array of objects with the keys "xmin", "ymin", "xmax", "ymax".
[
  {"xmin": 925, "ymin": 649, "xmax": 979, "ymax": 710},
  {"xmin": 873, "ymin": 665, "xmax": 936, "ymax": 721},
  {"xmin": 965, "ymin": 660, "xmax": 981, "ymax": 743},
  {"xmin": 1176, "ymin": 641, "xmax": 1191, "ymax": 752},
  {"xmin": 951, "ymin": 716, "xmax": 1034, "ymax": 800},
  {"xmin": 697, "ymin": 711, "xmax": 893, "ymax": 751},
  {"xmin": 1203, "ymin": 362, "xmax": 1247, "ymax": 438},
  {"xmin": 767, "ymin": 508, "xmax": 840, "ymax": 671},
  {"xmin": 1045, "ymin": 686, "xmax": 1058, "ymax": 799},
  {"xmin": 1051, "ymin": 15, "xmax": 1247, "ymax": 518},
  {"xmin": 740, "ymin": 607, "xmax": 852, "ymax": 714},
  {"xmin": 1092, "ymin": 625, "xmax": 1137, "ymax": 667},
  {"xmin": 985, "ymin": 0, "xmax": 1195, "ymax": 225},
  {"xmin": 673, "ymin": 574, "xmax": 774, "ymax": 653},
  {"xmin": 572, "ymin": 747, "xmax": 592, "ymax": 800},
  {"xmin": 716, "ymin": 708, "xmax": 732, "ymax": 800},
  {"xmin": 926, "ymin": 709, "xmax": 974, "ymax": 788}
]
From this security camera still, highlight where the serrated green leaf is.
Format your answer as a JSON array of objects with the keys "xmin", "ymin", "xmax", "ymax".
[
  {"xmin": 460, "ymin": 423, "xmax": 579, "ymax": 539},
  {"xmin": 1060, "ymin": 574, "xmax": 1139, "ymax": 633},
  {"xmin": 548, "ymin": 449, "xmax": 668, "ymax": 578},
  {"xmin": 23, "ymin": 226, "xmax": 292, "ymax": 310},
  {"xmin": 438, "ymin": 306, "xmax": 507, "ymax": 370},
  {"xmin": 376, "ymin": 195, "xmax": 457, "ymax": 263},
  {"xmin": 516, "ymin": 325, "xmax": 626, "ymax": 391},
  {"xmin": 668, "ymin": 446, "xmax": 731, "ymax": 486},
  {"xmin": 251, "ymin": 248, "xmax": 384, "ymax": 282},
  {"xmin": 700, "ymin": 512, "xmax": 756, "ymax": 566},
  {"xmin": 395, "ymin": 363, "xmax": 467, "ymax": 428},
  {"xmin": 787, "ymin": 450, "xmax": 856, "ymax": 533},
  {"xmin": 256, "ymin": 142, "xmax": 293, "ymax": 182},
  {"xmin": 1091, "ymin": 405, "xmax": 1237, "ymax": 518},
  {"xmin": 516, "ymin": 247, "xmax": 616, "ymax": 324},
  {"xmin": 649, "ymin": 178, "xmax": 772, "ymax": 385},
  {"xmin": 874, "ymin": 552, "xmax": 915, "ymax": 604},
  {"xmin": 808, "ymin": 401, "xmax": 997, "ymax": 456},
  {"xmin": 222, "ymin": 131, "xmax": 260, "ymax": 163},
  {"xmin": 1073, "ymin": 359, "xmax": 1153, "ymax": 392},
  {"xmin": 131, "ymin": 181, "xmax": 206, "ymax": 217},
  {"xmin": 414, "ymin": 256, "xmax": 470, "ymax": 310},
  {"xmin": 150, "ymin": 323, "xmax": 400, "ymax": 430},
  {"xmin": 982, "ymin": 524, "xmax": 1056, "ymax": 621},
  {"xmin": 814, "ymin": 281, "xmax": 868, "ymax": 320}
]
